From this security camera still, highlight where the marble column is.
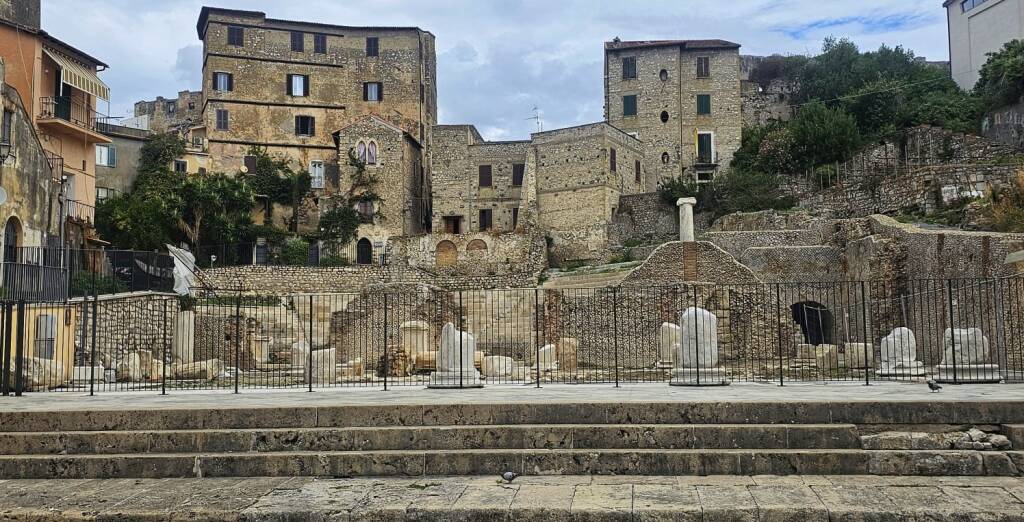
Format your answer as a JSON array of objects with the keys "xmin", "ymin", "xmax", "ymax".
[{"xmin": 677, "ymin": 197, "xmax": 697, "ymax": 242}]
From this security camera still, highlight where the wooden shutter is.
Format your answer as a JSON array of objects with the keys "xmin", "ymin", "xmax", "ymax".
[
  {"xmin": 226, "ymin": 73, "xmax": 233, "ymax": 91},
  {"xmin": 377, "ymin": 82, "xmax": 384, "ymax": 100},
  {"xmin": 286, "ymin": 75, "xmax": 293, "ymax": 96},
  {"xmin": 362, "ymin": 83, "xmax": 368, "ymax": 101},
  {"xmin": 303, "ymin": 75, "xmax": 310, "ymax": 96},
  {"xmin": 309, "ymin": 117, "xmax": 315, "ymax": 136},
  {"xmin": 108, "ymin": 146, "xmax": 116, "ymax": 167}
]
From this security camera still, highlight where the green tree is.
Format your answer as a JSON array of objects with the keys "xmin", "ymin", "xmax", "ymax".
[
  {"xmin": 975, "ymin": 39, "xmax": 1024, "ymax": 108},
  {"xmin": 788, "ymin": 101, "xmax": 861, "ymax": 170},
  {"xmin": 175, "ymin": 173, "xmax": 254, "ymax": 247}
]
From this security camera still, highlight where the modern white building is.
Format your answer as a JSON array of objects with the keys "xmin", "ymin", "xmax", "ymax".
[{"xmin": 945, "ymin": 0, "xmax": 1024, "ymax": 89}]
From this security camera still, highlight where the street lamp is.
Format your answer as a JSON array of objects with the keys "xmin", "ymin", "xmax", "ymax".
[{"xmin": 210, "ymin": 254, "xmax": 217, "ymax": 269}]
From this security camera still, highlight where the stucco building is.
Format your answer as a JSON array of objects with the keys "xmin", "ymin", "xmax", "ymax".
[
  {"xmin": 0, "ymin": 0, "xmax": 110, "ymax": 250},
  {"xmin": 194, "ymin": 6, "xmax": 436, "ymax": 191},
  {"xmin": 95, "ymin": 122, "xmax": 150, "ymax": 201},
  {"xmin": 945, "ymin": 0, "xmax": 1024, "ymax": 90},
  {"xmin": 604, "ymin": 39, "xmax": 742, "ymax": 188}
]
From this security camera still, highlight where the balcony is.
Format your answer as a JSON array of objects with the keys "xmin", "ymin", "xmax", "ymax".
[
  {"xmin": 38, "ymin": 97, "xmax": 112, "ymax": 143},
  {"xmin": 65, "ymin": 199, "xmax": 95, "ymax": 227}
]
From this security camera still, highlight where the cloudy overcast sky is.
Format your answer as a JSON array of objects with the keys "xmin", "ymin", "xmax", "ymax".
[{"xmin": 42, "ymin": 0, "xmax": 949, "ymax": 141}]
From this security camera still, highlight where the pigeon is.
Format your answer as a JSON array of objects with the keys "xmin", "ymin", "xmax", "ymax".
[
  {"xmin": 927, "ymin": 379, "xmax": 942, "ymax": 392},
  {"xmin": 501, "ymin": 471, "xmax": 519, "ymax": 483}
]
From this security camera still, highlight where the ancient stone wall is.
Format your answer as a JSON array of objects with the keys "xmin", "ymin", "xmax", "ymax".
[
  {"xmin": 609, "ymin": 192, "xmax": 678, "ymax": 246},
  {"xmin": 740, "ymin": 78, "xmax": 794, "ymax": 127},
  {"xmin": 982, "ymin": 100, "xmax": 1024, "ymax": 150},
  {"xmin": 133, "ymin": 91, "xmax": 203, "ymax": 134},
  {"xmin": 75, "ymin": 292, "xmax": 180, "ymax": 369}
]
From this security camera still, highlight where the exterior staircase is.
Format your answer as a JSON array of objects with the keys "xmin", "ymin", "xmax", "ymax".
[
  {"xmin": 0, "ymin": 401, "xmax": 1022, "ymax": 479},
  {"xmin": 541, "ymin": 261, "xmax": 641, "ymax": 289}
]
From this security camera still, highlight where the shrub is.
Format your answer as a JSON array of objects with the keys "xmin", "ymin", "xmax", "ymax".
[
  {"xmin": 70, "ymin": 272, "xmax": 127, "ymax": 297},
  {"xmin": 277, "ymin": 238, "xmax": 310, "ymax": 266},
  {"xmin": 989, "ymin": 171, "xmax": 1024, "ymax": 233},
  {"xmin": 319, "ymin": 254, "xmax": 350, "ymax": 267}
]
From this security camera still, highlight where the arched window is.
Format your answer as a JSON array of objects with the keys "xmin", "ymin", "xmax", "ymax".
[
  {"xmin": 367, "ymin": 141, "xmax": 378, "ymax": 165},
  {"xmin": 356, "ymin": 141, "xmax": 367, "ymax": 162},
  {"xmin": 3, "ymin": 216, "xmax": 21, "ymax": 263},
  {"xmin": 357, "ymin": 200, "xmax": 374, "ymax": 223},
  {"xmin": 356, "ymin": 238, "xmax": 373, "ymax": 265},
  {"xmin": 661, "ymin": 152, "xmax": 670, "ymax": 165}
]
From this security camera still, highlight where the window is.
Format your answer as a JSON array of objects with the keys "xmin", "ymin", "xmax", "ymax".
[
  {"xmin": 357, "ymin": 141, "xmax": 367, "ymax": 162},
  {"xmin": 166, "ymin": 101, "xmax": 176, "ymax": 115},
  {"xmin": 697, "ymin": 94, "xmax": 711, "ymax": 115},
  {"xmin": 291, "ymin": 31, "xmax": 304, "ymax": 52},
  {"xmin": 309, "ymin": 161, "xmax": 325, "ymax": 189},
  {"xmin": 610, "ymin": 148, "xmax": 617, "ymax": 172},
  {"xmin": 314, "ymin": 33, "xmax": 327, "ymax": 54},
  {"xmin": 243, "ymin": 155, "xmax": 257, "ymax": 173},
  {"xmin": 96, "ymin": 187, "xmax": 115, "ymax": 203},
  {"xmin": 622, "ymin": 56, "xmax": 636, "ymax": 79},
  {"xmin": 227, "ymin": 25, "xmax": 244, "ymax": 46},
  {"xmin": 95, "ymin": 145, "xmax": 116, "ymax": 167},
  {"xmin": 696, "ymin": 170, "xmax": 714, "ymax": 182},
  {"xmin": 188, "ymin": 102, "xmax": 195, "ymax": 110},
  {"xmin": 696, "ymin": 56, "xmax": 710, "ymax": 78},
  {"xmin": 173, "ymin": 160, "xmax": 188, "ymax": 173},
  {"xmin": 366, "ymin": 37, "xmax": 379, "ymax": 56},
  {"xmin": 295, "ymin": 115, "xmax": 315, "ymax": 136},
  {"xmin": 635, "ymin": 160, "xmax": 641, "ymax": 183},
  {"xmin": 1, "ymin": 110, "xmax": 11, "ymax": 145},
  {"xmin": 478, "ymin": 209, "xmax": 492, "ymax": 231},
  {"xmin": 287, "ymin": 74, "xmax": 309, "ymax": 97},
  {"xmin": 34, "ymin": 315, "xmax": 55, "ymax": 359},
  {"xmin": 215, "ymin": 109, "xmax": 229, "ymax": 130},
  {"xmin": 357, "ymin": 200, "xmax": 374, "ymax": 223},
  {"xmin": 623, "ymin": 95, "xmax": 637, "ymax": 117},
  {"xmin": 661, "ymin": 152, "xmax": 670, "ymax": 164},
  {"xmin": 962, "ymin": 0, "xmax": 989, "ymax": 12},
  {"xmin": 363, "ymin": 82, "xmax": 383, "ymax": 101},
  {"xmin": 367, "ymin": 141, "xmax": 377, "ymax": 165},
  {"xmin": 697, "ymin": 132, "xmax": 714, "ymax": 164},
  {"xmin": 659, "ymin": 69, "xmax": 668, "ymax": 81},
  {"xmin": 443, "ymin": 216, "xmax": 462, "ymax": 234},
  {"xmin": 660, "ymin": 111, "xmax": 669, "ymax": 123},
  {"xmin": 512, "ymin": 163, "xmax": 525, "ymax": 187},
  {"xmin": 478, "ymin": 165, "xmax": 492, "ymax": 187},
  {"xmin": 213, "ymin": 72, "xmax": 233, "ymax": 92},
  {"xmin": 512, "ymin": 207, "xmax": 519, "ymax": 229}
]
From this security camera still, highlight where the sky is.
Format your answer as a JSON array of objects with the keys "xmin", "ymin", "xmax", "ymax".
[{"xmin": 42, "ymin": 0, "xmax": 951, "ymax": 141}]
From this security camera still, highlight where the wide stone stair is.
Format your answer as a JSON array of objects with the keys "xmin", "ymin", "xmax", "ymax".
[
  {"xmin": 1, "ymin": 401, "xmax": 1023, "ymax": 479},
  {"xmin": 541, "ymin": 261, "xmax": 641, "ymax": 289}
]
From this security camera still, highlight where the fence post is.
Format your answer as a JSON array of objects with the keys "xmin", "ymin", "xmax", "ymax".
[
  {"xmin": 1, "ymin": 301, "xmax": 11, "ymax": 396},
  {"xmin": 946, "ymin": 280, "xmax": 957, "ymax": 383},
  {"xmin": 458, "ymin": 290, "xmax": 464, "ymax": 389},
  {"xmin": 534, "ymin": 289, "xmax": 541, "ymax": 389},
  {"xmin": 612, "ymin": 287, "xmax": 619, "ymax": 388},
  {"xmin": 993, "ymin": 279, "xmax": 1008, "ymax": 376},
  {"xmin": 308, "ymin": 294, "xmax": 314, "ymax": 393},
  {"xmin": 383, "ymin": 292, "xmax": 388, "ymax": 391},
  {"xmin": 161, "ymin": 298, "xmax": 168, "ymax": 396},
  {"xmin": 861, "ymin": 281, "xmax": 870, "ymax": 386},
  {"xmin": 775, "ymin": 283, "xmax": 784, "ymax": 387},
  {"xmin": 234, "ymin": 287, "xmax": 241, "ymax": 394},
  {"xmin": 90, "ymin": 291, "xmax": 98, "ymax": 395},
  {"xmin": 14, "ymin": 300, "xmax": 25, "ymax": 396}
]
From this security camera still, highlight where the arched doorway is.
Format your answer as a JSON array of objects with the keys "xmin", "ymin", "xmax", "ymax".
[
  {"xmin": 3, "ymin": 217, "xmax": 21, "ymax": 263},
  {"xmin": 356, "ymin": 238, "xmax": 373, "ymax": 265},
  {"xmin": 435, "ymin": 240, "xmax": 457, "ymax": 268},
  {"xmin": 791, "ymin": 301, "xmax": 834, "ymax": 345}
]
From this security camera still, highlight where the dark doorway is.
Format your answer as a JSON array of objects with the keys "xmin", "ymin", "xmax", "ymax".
[
  {"xmin": 356, "ymin": 238, "xmax": 373, "ymax": 265},
  {"xmin": 3, "ymin": 217, "xmax": 20, "ymax": 263},
  {"xmin": 791, "ymin": 301, "xmax": 834, "ymax": 345}
]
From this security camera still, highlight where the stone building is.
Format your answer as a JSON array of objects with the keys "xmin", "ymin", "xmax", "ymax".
[
  {"xmin": 95, "ymin": 121, "xmax": 150, "ymax": 201},
  {"xmin": 0, "ymin": 0, "xmax": 110, "ymax": 250},
  {"xmin": 604, "ymin": 39, "xmax": 742, "ymax": 188},
  {"xmin": 430, "ymin": 121, "xmax": 644, "ymax": 263},
  {"xmin": 133, "ymin": 90, "xmax": 202, "ymax": 134},
  {"xmin": 195, "ymin": 6, "xmax": 437, "ymax": 191},
  {"xmin": 332, "ymin": 114, "xmax": 427, "ymax": 264}
]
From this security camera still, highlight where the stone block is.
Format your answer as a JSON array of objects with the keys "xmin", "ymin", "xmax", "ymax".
[
  {"xmin": 554, "ymin": 337, "xmax": 578, "ymax": 372},
  {"xmin": 482, "ymin": 355, "xmax": 514, "ymax": 378},
  {"xmin": 843, "ymin": 343, "xmax": 872, "ymax": 368},
  {"xmin": 310, "ymin": 349, "xmax": 337, "ymax": 384},
  {"xmin": 814, "ymin": 345, "xmax": 839, "ymax": 370}
]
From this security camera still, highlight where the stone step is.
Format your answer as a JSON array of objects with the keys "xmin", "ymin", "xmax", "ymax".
[
  {"xmin": 0, "ymin": 424, "xmax": 861, "ymax": 455},
  {"xmin": 0, "ymin": 448, "xmax": 1020, "ymax": 479},
  {"xmin": 3, "ymin": 401, "xmax": 1024, "ymax": 432}
]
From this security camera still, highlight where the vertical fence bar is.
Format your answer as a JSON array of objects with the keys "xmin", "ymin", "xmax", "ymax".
[
  {"xmin": 458, "ymin": 290, "xmax": 464, "ymax": 389},
  {"xmin": 612, "ymin": 287, "xmax": 619, "ymax": 388},
  {"xmin": 234, "ymin": 288, "xmax": 241, "ymax": 394},
  {"xmin": 308, "ymin": 294, "xmax": 315, "ymax": 392},
  {"xmin": 14, "ymin": 300, "xmax": 25, "ymax": 396},
  {"xmin": 776, "ymin": 283, "xmax": 784, "ymax": 386},
  {"xmin": 861, "ymin": 281, "xmax": 870, "ymax": 386},
  {"xmin": 534, "ymin": 288, "xmax": 541, "ymax": 388},
  {"xmin": 1, "ymin": 301, "xmax": 11, "ymax": 396},
  {"xmin": 161, "ymin": 298, "xmax": 168, "ymax": 395},
  {"xmin": 383, "ymin": 293, "xmax": 388, "ymax": 391},
  {"xmin": 90, "ymin": 292, "xmax": 98, "ymax": 395}
]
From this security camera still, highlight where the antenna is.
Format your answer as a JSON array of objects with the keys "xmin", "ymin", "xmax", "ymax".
[{"xmin": 525, "ymin": 106, "xmax": 543, "ymax": 132}]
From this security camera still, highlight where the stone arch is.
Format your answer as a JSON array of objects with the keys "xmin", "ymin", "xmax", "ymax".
[
  {"xmin": 356, "ymin": 238, "xmax": 373, "ymax": 265},
  {"xmin": 790, "ymin": 301, "xmax": 834, "ymax": 345},
  {"xmin": 3, "ymin": 216, "xmax": 21, "ymax": 263},
  {"xmin": 466, "ymin": 239, "xmax": 488, "ymax": 253},
  {"xmin": 435, "ymin": 240, "xmax": 457, "ymax": 268}
]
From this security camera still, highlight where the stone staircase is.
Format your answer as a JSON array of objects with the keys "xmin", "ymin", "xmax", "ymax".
[
  {"xmin": 0, "ymin": 401, "xmax": 1022, "ymax": 479},
  {"xmin": 541, "ymin": 261, "xmax": 641, "ymax": 289}
]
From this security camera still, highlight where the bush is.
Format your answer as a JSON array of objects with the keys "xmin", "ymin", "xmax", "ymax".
[
  {"xmin": 989, "ymin": 171, "xmax": 1024, "ymax": 233},
  {"xmin": 277, "ymin": 238, "xmax": 310, "ymax": 266},
  {"xmin": 318, "ymin": 254, "xmax": 350, "ymax": 267},
  {"xmin": 658, "ymin": 175, "xmax": 700, "ymax": 206},
  {"xmin": 713, "ymin": 169, "xmax": 797, "ymax": 219},
  {"xmin": 70, "ymin": 272, "xmax": 127, "ymax": 297}
]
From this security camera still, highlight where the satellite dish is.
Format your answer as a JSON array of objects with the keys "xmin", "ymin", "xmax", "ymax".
[{"xmin": 0, "ymin": 187, "xmax": 7, "ymax": 205}]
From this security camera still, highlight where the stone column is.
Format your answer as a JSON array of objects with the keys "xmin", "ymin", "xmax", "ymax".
[{"xmin": 677, "ymin": 197, "xmax": 697, "ymax": 242}]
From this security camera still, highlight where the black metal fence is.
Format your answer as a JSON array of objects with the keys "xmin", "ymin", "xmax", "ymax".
[
  {"xmin": 1, "ymin": 276, "xmax": 1022, "ymax": 395},
  {"xmin": 1, "ymin": 247, "xmax": 175, "ymax": 302}
]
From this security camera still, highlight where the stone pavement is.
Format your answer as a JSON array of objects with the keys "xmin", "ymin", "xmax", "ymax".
[
  {"xmin": 1, "ymin": 381, "xmax": 1020, "ymax": 412},
  {"xmin": 1, "ymin": 475, "xmax": 1023, "ymax": 520}
]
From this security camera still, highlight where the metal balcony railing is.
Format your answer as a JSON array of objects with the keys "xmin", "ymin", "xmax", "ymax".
[
  {"xmin": 65, "ymin": 199, "xmax": 95, "ymax": 226},
  {"xmin": 39, "ymin": 96, "xmax": 104, "ymax": 134}
]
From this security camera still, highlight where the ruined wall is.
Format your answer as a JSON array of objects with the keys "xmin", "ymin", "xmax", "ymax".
[
  {"xmin": 740, "ymin": 78, "xmax": 794, "ymax": 127},
  {"xmin": 134, "ymin": 91, "xmax": 202, "ymax": 134},
  {"xmin": 396, "ymin": 231, "xmax": 545, "ymax": 277},
  {"xmin": 0, "ymin": 0, "xmax": 40, "ymax": 31},
  {"xmin": 609, "ymin": 192, "xmax": 678, "ymax": 246},
  {"xmin": 982, "ymin": 100, "xmax": 1024, "ymax": 150},
  {"xmin": 75, "ymin": 292, "xmax": 179, "ymax": 370}
]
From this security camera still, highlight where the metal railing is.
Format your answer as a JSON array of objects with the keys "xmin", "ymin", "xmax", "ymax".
[
  {"xmin": 2, "ymin": 276, "xmax": 1021, "ymax": 394},
  {"xmin": 64, "ymin": 199, "xmax": 95, "ymax": 225},
  {"xmin": 38, "ymin": 96, "xmax": 104, "ymax": 133}
]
